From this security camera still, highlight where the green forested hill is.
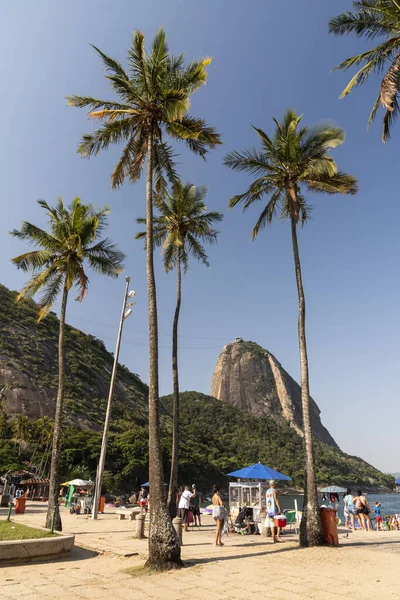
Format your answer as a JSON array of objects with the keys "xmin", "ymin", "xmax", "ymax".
[
  {"xmin": 0, "ymin": 283, "xmax": 394, "ymax": 493},
  {"xmin": 160, "ymin": 392, "xmax": 394, "ymax": 492},
  {"xmin": 0, "ymin": 284, "xmax": 148, "ymax": 429}
]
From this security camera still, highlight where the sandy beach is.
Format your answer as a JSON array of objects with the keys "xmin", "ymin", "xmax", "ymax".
[{"xmin": 1, "ymin": 502, "xmax": 400, "ymax": 599}]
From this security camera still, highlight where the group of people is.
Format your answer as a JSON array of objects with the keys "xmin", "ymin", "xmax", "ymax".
[
  {"xmin": 343, "ymin": 489, "xmax": 382, "ymax": 531},
  {"xmin": 177, "ymin": 484, "xmax": 202, "ymax": 531},
  {"xmin": 212, "ymin": 480, "xmax": 284, "ymax": 547}
]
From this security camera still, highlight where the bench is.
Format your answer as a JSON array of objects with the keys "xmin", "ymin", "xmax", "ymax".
[{"xmin": 115, "ymin": 509, "xmax": 138, "ymax": 521}]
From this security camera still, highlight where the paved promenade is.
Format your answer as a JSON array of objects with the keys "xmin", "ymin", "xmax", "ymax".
[{"xmin": 1, "ymin": 502, "xmax": 400, "ymax": 599}]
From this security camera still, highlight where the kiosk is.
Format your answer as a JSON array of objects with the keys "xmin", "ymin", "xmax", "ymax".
[{"xmin": 227, "ymin": 462, "xmax": 291, "ymax": 525}]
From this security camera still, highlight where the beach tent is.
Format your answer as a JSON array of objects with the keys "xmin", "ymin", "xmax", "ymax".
[
  {"xmin": 320, "ymin": 486, "xmax": 347, "ymax": 494},
  {"xmin": 227, "ymin": 462, "xmax": 291, "ymax": 481}
]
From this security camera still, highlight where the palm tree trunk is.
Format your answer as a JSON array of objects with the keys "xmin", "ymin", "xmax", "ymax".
[
  {"xmin": 145, "ymin": 131, "xmax": 182, "ymax": 570},
  {"xmin": 167, "ymin": 255, "xmax": 182, "ymax": 518},
  {"xmin": 290, "ymin": 216, "xmax": 323, "ymax": 547},
  {"xmin": 45, "ymin": 282, "xmax": 68, "ymax": 531}
]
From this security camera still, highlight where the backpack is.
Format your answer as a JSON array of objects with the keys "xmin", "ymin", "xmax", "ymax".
[{"xmin": 140, "ymin": 490, "xmax": 148, "ymax": 500}]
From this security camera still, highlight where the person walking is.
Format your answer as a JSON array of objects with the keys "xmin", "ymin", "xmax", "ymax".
[
  {"xmin": 356, "ymin": 490, "xmax": 371, "ymax": 531},
  {"xmin": 266, "ymin": 480, "xmax": 282, "ymax": 543},
  {"xmin": 212, "ymin": 486, "xmax": 225, "ymax": 546},
  {"xmin": 344, "ymin": 489, "xmax": 358, "ymax": 531},
  {"xmin": 178, "ymin": 484, "xmax": 194, "ymax": 532}
]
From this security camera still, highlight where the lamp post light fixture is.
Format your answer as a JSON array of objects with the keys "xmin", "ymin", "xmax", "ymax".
[{"xmin": 92, "ymin": 276, "xmax": 135, "ymax": 520}]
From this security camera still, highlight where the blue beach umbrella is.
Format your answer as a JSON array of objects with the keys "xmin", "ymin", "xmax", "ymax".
[
  {"xmin": 226, "ymin": 462, "xmax": 291, "ymax": 481},
  {"xmin": 395, "ymin": 478, "xmax": 400, "ymax": 485}
]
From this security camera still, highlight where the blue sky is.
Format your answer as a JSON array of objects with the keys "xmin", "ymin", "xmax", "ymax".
[{"xmin": 1, "ymin": 1, "xmax": 399, "ymax": 472}]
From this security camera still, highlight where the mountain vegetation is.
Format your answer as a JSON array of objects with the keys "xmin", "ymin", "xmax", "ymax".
[
  {"xmin": 0, "ymin": 284, "xmax": 148, "ymax": 429},
  {"xmin": 0, "ymin": 283, "xmax": 394, "ymax": 494}
]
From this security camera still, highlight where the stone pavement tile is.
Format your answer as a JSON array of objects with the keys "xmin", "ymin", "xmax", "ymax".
[{"xmin": 1, "ymin": 584, "xmax": 38, "ymax": 598}]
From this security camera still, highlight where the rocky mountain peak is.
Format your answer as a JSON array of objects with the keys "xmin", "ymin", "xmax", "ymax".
[{"xmin": 211, "ymin": 339, "xmax": 337, "ymax": 447}]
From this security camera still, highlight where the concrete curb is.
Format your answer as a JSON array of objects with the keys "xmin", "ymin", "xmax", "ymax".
[{"xmin": 0, "ymin": 526, "xmax": 75, "ymax": 564}]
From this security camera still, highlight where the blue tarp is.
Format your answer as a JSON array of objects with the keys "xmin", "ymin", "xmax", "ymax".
[{"xmin": 226, "ymin": 462, "xmax": 291, "ymax": 481}]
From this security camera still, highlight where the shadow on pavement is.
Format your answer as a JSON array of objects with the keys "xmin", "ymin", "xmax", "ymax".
[{"xmin": 184, "ymin": 546, "xmax": 297, "ymax": 566}]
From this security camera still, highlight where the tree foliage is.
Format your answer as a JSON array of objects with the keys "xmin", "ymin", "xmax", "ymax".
[
  {"xmin": 224, "ymin": 109, "xmax": 358, "ymax": 235},
  {"xmin": 136, "ymin": 180, "xmax": 223, "ymax": 272},
  {"xmin": 67, "ymin": 28, "xmax": 221, "ymax": 191},
  {"xmin": 329, "ymin": 0, "xmax": 400, "ymax": 141},
  {"xmin": 0, "ymin": 392, "xmax": 394, "ymax": 493},
  {"xmin": 10, "ymin": 197, "xmax": 125, "ymax": 319}
]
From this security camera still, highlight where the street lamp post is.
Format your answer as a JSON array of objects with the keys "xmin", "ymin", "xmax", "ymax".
[{"xmin": 92, "ymin": 276, "xmax": 136, "ymax": 520}]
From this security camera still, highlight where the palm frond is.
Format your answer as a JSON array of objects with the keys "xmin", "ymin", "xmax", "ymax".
[
  {"xmin": 91, "ymin": 44, "xmax": 131, "ymax": 80},
  {"xmin": 185, "ymin": 233, "xmax": 209, "ymax": 266},
  {"xmin": 148, "ymin": 27, "xmax": 169, "ymax": 93},
  {"xmin": 111, "ymin": 132, "xmax": 147, "ymax": 188},
  {"xmin": 66, "ymin": 95, "xmax": 131, "ymax": 111},
  {"xmin": 223, "ymin": 148, "xmax": 271, "ymax": 176},
  {"xmin": 37, "ymin": 271, "xmax": 66, "ymax": 321},
  {"xmin": 228, "ymin": 178, "xmax": 275, "ymax": 210},
  {"xmin": 127, "ymin": 30, "xmax": 150, "ymax": 92},
  {"xmin": 11, "ymin": 250, "xmax": 53, "ymax": 272},
  {"xmin": 10, "ymin": 221, "xmax": 61, "ymax": 252},
  {"xmin": 306, "ymin": 172, "xmax": 359, "ymax": 195},
  {"xmin": 74, "ymin": 266, "xmax": 89, "ymax": 302},
  {"xmin": 77, "ymin": 118, "xmax": 135, "ymax": 158},
  {"xmin": 329, "ymin": 4, "xmax": 399, "ymax": 39},
  {"xmin": 177, "ymin": 57, "xmax": 212, "ymax": 92},
  {"xmin": 368, "ymin": 93, "xmax": 382, "ymax": 127},
  {"xmin": 167, "ymin": 116, "xmax": 222, "ymax": 157},
  {"xmin": 251, "ymin": 189, "xmax": 283, "ymax": 240},
  {"xmin": 152, "ymin": 138, "xmax": 178, "ymax": 194}
]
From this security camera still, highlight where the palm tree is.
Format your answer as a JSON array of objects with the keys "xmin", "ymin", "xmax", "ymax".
[
  {"xmin": 35, "ymin": 416, "xmax": 55, "ymax": 447},
  {"xmin": 329, "ymin": 0, "xmax": 400, "ymax": 141},
  {"xmin": 224, "ymin": 110, "xmax": 358, "ymax": 547},
  {"xmin": 136, "ymin": 181, "xmax": 223, "ymax": 517},
  {"xmin": 10, "ymin": 197, "xmax": 125, "ymax": 531},
  {"xmin": 12, "ymin": 415, "xmax": 32, "ymax": 454},
  {"xmin": 67, "ymin": 29, "xmax": 220, "ymax": 569}
]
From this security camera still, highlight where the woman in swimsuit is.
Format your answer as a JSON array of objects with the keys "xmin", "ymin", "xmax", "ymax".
[
  {"xmin": 355, "ymin": 489, "xmax": 371, "ymax": 531},
  {"xmin": 212, "ymin": 486, "xmax": 225, "ymax": 547}
]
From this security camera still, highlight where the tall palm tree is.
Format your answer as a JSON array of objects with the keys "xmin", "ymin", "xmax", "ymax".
[
  {"xmin": 224, "ymin": 110, "xmax": 358, "ymax": 547},
  {"xmin": 67, "ymin": 29, "xmax": 220, "ymax": 569},
  {"xmin": 329, "ymin": 0, "xmax": 400, "ymax": 141},
  {"xmin": 11, "ymin": 197, "xmax": 125, "ymax": 531},
  {"xmin": 136, "ymin": 181, "xmax": 223, "ymax": 517}
]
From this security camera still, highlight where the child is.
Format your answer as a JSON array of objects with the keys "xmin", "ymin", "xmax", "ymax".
[{"xmin": 374, "ymin": 501, "xmax": 382, "ymax": 531}]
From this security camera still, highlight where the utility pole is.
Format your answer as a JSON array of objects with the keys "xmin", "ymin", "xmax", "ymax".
[{"xmin": 92, "ymin": 276, "xmax": 135, "ymax": 519}]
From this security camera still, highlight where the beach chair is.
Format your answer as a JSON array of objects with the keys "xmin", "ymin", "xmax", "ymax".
[{"xmin": 283, "ymin": 509, "xmax": 298, "ymax": 533}]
